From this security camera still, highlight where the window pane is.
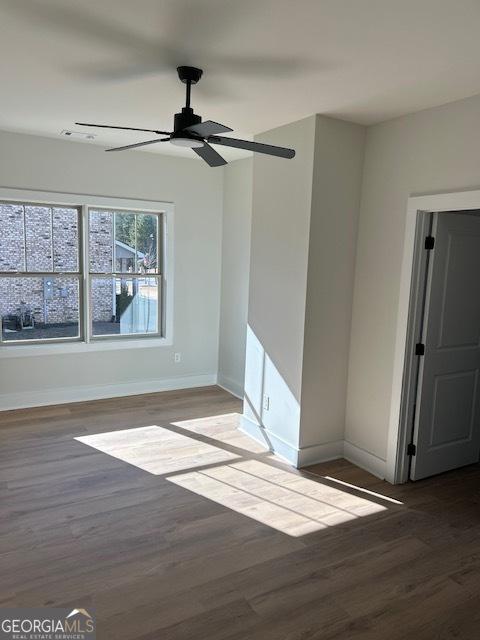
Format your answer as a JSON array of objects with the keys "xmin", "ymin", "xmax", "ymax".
[
  {"xmin": 0, "ymin": 204, "xmax": 25, "ymax": 272},
  {"xmin": 0, "ymin": 276, "xmax": 80, "ymax": 341},
  {"xmin": 91, "ymin": 276, "xmax": 159, "ymax": 336},
  {"xmin": 136, "ymin": 213, "xmax": 158, "ymax": 273},
  {"xmin": 25, "ymin": 206, "xmax": 53, "ymax": 272},
  {"xmin": 114, "ymin": 212, "xmax": 136, "ymax": 273},
  {"xmin": 89, "ymin": 209, "xmax": 161, "ymax": 275},
  {"xmin": 53, "ymin": 207, "xmax": 79, "ymax": 272},
  {"xmin": 25, "ymin": 206, "xmax": 53, "ymax": 271},
  {"xmin": 89, "ymin": 210, "xmax": 113, "ymax": 273}
]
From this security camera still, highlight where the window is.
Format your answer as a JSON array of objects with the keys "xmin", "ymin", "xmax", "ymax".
[
  {"xmin": 88, "ymin": 209, "xmax": 161, "ymax": 338},
  {"xmin": 0, "ymin": 197, "xmax": 167, "ymax": 347}
]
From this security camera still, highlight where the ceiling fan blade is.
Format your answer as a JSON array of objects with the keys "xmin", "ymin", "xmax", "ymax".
[
  {"xmin": 193, "ymin": 143, "xmax": 227, "ymax": 167},
  {"xmin": 184, "ymin": 120, "xmax": 233, "ymax": 137},
  {"xmin": 105, "ymin": 138, "xmax": 169, "ymax": 152},
  {"xmin": 209, "ymin": 136, "xmax": 295, "ymax": 159},
  {"xmin": 76, "ymin": 122, "xmax": 170, "ymax": 135}
]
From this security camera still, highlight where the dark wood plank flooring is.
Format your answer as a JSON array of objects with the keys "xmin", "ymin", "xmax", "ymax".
[{"xmin": 1, "ymin": 386, "xmax": 480, "ymax": 639}]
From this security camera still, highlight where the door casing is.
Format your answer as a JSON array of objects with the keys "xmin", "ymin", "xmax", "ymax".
[
  {"xmin": 388, "ymin": 189, "xmax": 480, "ymax": 484},
  {"xmin": 395, "ymin": 210, "xmax": 433, "ymax": 482},
  {"xmin": 408, "ymin": 212, "xmax": 480, "ymax": 480}
]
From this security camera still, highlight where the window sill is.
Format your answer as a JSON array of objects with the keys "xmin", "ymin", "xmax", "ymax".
[{"xmin": 0, "ymin": 337, "xmax": 173, "ymax": 359}]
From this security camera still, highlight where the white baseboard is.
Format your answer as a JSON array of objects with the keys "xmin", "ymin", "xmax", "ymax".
[
  {"xmin": 297, "ymin": 440, "xmax": 345, "ymax": 467},
  {"xmin": 240, "ymin": 415, "xmax": 299, "ymax": 465},
  {"xmin": 240, "ymin": 416, "xmax": 343, "ymax": 468},
  {"xmin": 216, "ymin": 374, "xmax": 244, "ymax": 399},
  {"xmin": 239, "ymin": 417, "xmax": 386, "ymax": 479},
  {"xmin": 0, "ymin": 374, "xmax": 217, "ymax": 412},
  {"xmin": 343, "ymin": 441, "xmax": 386, "ymax": 479}
]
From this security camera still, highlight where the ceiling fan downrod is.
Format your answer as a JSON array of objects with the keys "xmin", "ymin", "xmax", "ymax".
[{"xmin": 172, "ymin": 66, "xmax": 204, "ymax": 139}]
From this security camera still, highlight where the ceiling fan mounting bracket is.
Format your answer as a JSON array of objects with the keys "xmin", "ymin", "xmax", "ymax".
[{"xmin": 177, "ymin": 66, "xmax": 203, "ymax": 85}]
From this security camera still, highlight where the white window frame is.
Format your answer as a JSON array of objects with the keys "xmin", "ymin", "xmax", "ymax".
[
  {"xmin": 87, "ymin": 207, "xmax": 164, "ymax": 341},
  {"xmin": 0, "ymin": 188, "xmax": 174, "ymax": 359}
]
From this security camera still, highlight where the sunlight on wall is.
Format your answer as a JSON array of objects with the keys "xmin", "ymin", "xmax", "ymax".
[
  {"xmin": 75, "ymin": 425, "xmax": 239, "ymax": 475},
  {"xmin": 167, "ymin": 459, "xmax": 387, "ymax": 537},
  {"xmin": 244, "ymin": 325, "xmax": 301, "ymax": 450}
]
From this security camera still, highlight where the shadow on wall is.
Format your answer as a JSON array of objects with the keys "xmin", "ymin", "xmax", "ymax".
[{"xmin": 243, "ymin": 325, "xmax": 301, "ymax": 458}]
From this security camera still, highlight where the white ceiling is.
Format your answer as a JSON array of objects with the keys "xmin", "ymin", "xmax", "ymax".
[{"xmin": 1, "ymin": 0, "xmax": 480, "ymax": 160}]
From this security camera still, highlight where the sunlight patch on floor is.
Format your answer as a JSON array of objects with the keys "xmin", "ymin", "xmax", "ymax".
[
  {"xmin": 75, "ymin": 425, "xmax": 239, "ymax": 474},
  {"xmin": 75, "ymin": 423, "xmax": 390, "ymax": 536},
  {"xmin": 167, "ymin": 459, "xmax": 387, "ymax": 537},
  {"xmin": 171, "ymin": 413, "xmax": 269, "ymax": 454},
  {"xmin": 323, "ymin": 475, "xmax": 404, "ymax": 505}
]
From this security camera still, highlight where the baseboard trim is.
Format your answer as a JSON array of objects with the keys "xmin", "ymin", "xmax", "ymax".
[
  {"xmin": 239, "ymin": 415, "xmax": 299, "ymax": 465},
  {"xmin": 0, "ymin": 374, "xmax": 218, "ymax": 412},
  {"xmin": 297, "ymin": 440, "xmax": 345, "ymax": 467},
  {"xmin": 238, "ymin": 418, "xmax": 387, "ymax": 478},
  {"xmin": 239, "ymin": 417, "xmax": 344, "ymax": 468},
  {"xmin": 343, "ymin": 441, "xmax": 386, "ymax": 479},
  {"xmin": 216, "ymin": 374, "xmax": 244, "ymax": 399}
]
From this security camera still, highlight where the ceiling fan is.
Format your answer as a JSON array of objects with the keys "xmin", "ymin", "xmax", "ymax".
[{"xmin": 76, "ymin": 66, "xmax": 295, "ymax": 167}]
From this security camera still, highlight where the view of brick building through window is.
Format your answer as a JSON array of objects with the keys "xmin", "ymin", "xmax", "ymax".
[{"xmin": 0, "ymin": 203, "xmax": 161, "ymax": 342}]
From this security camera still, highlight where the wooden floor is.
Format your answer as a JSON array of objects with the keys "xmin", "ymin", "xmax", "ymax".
[{"xmin": 1, "ymin": 386, "xmax": 480, "ymax": 639}]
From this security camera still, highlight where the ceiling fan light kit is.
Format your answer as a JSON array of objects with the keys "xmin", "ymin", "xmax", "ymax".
[
  {"xmin": 76, "ymin": 66, "xmax": 295, "ymax": 166},
  {"xmin": 170, "ymin": 134, "xmax": 204, "ymax": 148}
]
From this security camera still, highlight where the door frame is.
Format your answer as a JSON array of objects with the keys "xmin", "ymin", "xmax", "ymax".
[{"xmin": 387, "ymin": 188, "xmax": 480, "ymax": 484}]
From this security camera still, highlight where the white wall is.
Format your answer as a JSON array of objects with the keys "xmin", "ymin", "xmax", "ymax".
[
  {"xmin": 0, "ymin": 130, "xmax": 223, "ymax": 409},
  {"xmin": 243, "ymin": 116, "xmax": 316, "ymax": 455},
  {"xmin": 242, "ymin": 115, "xmax": 365, "ymax": 467},
  {"xmin": 346, "ymin": 91, "xmax": 480, "ymax": 464},
  {"xmin": 300, "ymin": 116, "xmax": 365, "ymax": 452},
  {"xmin": 217, "ymin": 157, "xmax": 253, "ymax": 398}
]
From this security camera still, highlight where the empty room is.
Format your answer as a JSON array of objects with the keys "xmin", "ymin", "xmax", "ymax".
[{"xmin": 1, "ymin": 1, "xmax": 480, "ymax": 639}]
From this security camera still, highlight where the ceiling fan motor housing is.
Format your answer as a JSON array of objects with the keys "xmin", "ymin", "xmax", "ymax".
[{"xmin": 173, "ymin": 107, "xmax": 202, "ymax": 138}]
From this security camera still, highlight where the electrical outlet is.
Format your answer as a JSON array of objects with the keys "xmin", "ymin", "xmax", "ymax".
[
  {"xmin": 174, "ymin": 352, "xmax": 181, "ymax": 363},
  {"xmin": 263, "ymin": 394, "xmax": 270, "ymax": 411}
]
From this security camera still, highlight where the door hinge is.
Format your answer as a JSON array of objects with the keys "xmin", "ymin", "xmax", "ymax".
[
  {"xmin": 425, "ymin": 235, "xmax": 435, "ymax": 250},
  {"xmin": 415, "ymin": 343, "xmax": 425, "ymax": 356},
  {"xmin": 407, "ymin": 443, "xmax": 416, "ymax": 456}
]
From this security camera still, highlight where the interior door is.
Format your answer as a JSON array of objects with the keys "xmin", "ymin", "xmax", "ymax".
[{"xmin": 411, "ymin": 212, "xmax": 480, "ymax": 480}]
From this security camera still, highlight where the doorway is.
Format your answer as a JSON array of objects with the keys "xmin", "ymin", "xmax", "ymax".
[{"xmin": 399, "ymin": 210, "xmax": 480, "ymax": 481}]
